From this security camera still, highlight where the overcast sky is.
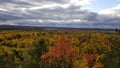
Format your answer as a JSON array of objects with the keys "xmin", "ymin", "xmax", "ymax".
[{"xmin": 0, "ymin": 0, "xmax": 120, "ymax": 28}]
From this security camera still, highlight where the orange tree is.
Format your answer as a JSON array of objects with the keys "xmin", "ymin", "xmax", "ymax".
[{"xmin": 40, "ymin": 35, "xmax": 80, "ymax": 68}]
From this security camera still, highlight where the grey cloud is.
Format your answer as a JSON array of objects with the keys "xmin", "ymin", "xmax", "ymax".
[
  {"xmin": 0, "ymin": 0, "xmax": 68, "ymax": 8},
  {"xmin": 0, "ymin": 0, "xmax": 120, "ymax": 29}
]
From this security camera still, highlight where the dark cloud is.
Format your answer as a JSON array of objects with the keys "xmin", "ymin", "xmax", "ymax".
[{"xmin": 0, "ymin": 0, "xmax": 120, "ymax": 29}]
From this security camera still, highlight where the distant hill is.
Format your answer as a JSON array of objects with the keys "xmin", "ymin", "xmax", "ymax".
[
  {"xmin": 0, "ymin": 25, "xmax": 42, "ymax": 30},
  {"xmin": 0, "ymin": 25, "xmax": 114, "ymax": 30}
]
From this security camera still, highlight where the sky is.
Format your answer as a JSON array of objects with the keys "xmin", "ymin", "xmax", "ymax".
[
  {"xmin": 83, "ymin": 0, "xmax": 120, "ymax": 12},
  {"xmin": 0, "ymin": 0, "xmax": 120, "ymax": 29}
]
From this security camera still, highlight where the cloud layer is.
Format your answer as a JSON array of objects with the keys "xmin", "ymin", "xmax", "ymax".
[{"xmin": 0, "ymin": 0, "xmax": 120, "ymax": 29}]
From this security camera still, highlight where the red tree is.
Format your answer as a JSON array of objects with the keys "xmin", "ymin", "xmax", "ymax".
[{"xmin": 40, "ymin": 35, "xmax": 79, "ymax": 68}]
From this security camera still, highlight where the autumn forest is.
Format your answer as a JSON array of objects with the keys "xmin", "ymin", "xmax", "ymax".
[{"xmin": 0, "ymin": 29, "xmax": 120, "ymax": 68}]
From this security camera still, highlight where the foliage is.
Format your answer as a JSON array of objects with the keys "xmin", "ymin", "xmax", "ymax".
[
  {"xmin": 40, "ymin": 35, "xmax": 79, "ymax": 68},
  {"xmin": 0, "ymin": 30, "xmax": 119, "ymax": 68}
]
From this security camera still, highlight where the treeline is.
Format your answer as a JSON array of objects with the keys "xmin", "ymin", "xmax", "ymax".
[{"xmin": 0, "ymin": 30, "xmax": 120, "ymax": 68}]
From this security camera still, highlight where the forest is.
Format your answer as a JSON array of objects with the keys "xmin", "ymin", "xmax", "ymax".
[{"xmin": 0, "ymin": 29, "xmax": 120, "ymax": 68}]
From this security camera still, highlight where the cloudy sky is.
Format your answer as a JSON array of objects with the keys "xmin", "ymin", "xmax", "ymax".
[{"xmin": 0, "ymin": 0, "xmax": 120, "ymax": 28}]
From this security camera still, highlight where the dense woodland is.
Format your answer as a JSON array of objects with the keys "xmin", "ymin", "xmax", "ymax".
[{"xmin": 0, "ymin": 30, "xmax": 120, "ymax": 68}]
